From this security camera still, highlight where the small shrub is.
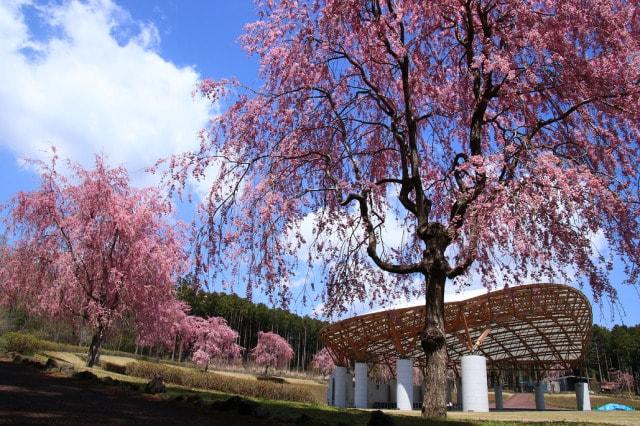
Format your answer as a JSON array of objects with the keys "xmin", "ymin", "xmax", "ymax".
[
  {"xmin": 2, "ymin": 332, "xmax": 43, "ymax": 355},
  {"xmin": 125, "ymin": 361, "xmax": 317, "ymax": 404}
]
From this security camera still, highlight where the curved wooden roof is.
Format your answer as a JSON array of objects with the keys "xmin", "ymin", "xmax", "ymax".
[{"xmin": 320, "ymin": 283, "xmax": 592, "ymax": 371}]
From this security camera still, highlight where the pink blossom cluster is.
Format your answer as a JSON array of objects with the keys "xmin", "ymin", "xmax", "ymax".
[
  {"xmin": 311, "ymin": 347, "xmax": 335, "ymax": 375},
  {"xmin": 1, "ymin": 154, "xmax": 187, "ymax": 365},
  {"xmin": 166, "ymin": 0, "xmax": 640, "ymax": 318},
  {"xmin": 611, "ymin": 369, "xmax": 636, "ymax": 393},
  {"xmin": 190, "ymin": 316, "xmax": 243, "ymax": 367},
  {"xmin": 251, "ymin": 331, "xmax": 294, "ymax": 373},
  {"xmin": 173, "ymin": 315, "xmax": 243, "ymax": 368}
]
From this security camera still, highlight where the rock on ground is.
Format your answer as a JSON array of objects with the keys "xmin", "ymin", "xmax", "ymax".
[{"xmin": 144, "ymin": 375, "xmax": 166, "ymax": 394}]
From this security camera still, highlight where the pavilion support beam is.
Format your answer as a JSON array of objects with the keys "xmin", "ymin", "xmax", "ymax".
[
  {"xmin": 461, "ymin": 355, "xmax": 489, "ymax": 412},
  {"xmin": 346, "ymin": 369, "xmax": 354, "ymax": 407},
  {"xmin": 334, "ymin": 366, "xmax": 347, "ymax": 408},
  {"xmin": 534, "ymin": 381, "xmax": 545, "ymax": 410},
  {"xmin": 576, "ymin": 382, "xmax": 591, "ymax": 411},
  {"xmin": 354, "ymin": 362, "xmax": 368, "ymax": 408},
  {"xmin": 396, "ymin": 358, "xmax": 413, "ymax": 410},
  {"xmin": 494, "ymin": 383, "xmax": 504, "ymax": 410}
]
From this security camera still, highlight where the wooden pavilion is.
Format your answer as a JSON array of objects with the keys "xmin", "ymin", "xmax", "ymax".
[{"xmin": 320, "ymin": 283, "xmax": 592, "ymax": 373}]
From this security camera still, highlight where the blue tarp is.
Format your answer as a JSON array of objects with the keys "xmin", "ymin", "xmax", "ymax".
[{"xmin": 595, "ymin": 403, "xmax": 635, "ymax": 411}]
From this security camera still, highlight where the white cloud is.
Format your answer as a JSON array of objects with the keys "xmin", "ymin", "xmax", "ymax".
[{"xmin": 0, "ymin": 0, "xmax": 212, "ymax": 185}]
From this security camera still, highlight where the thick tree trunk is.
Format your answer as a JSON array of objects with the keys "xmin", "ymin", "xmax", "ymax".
[
  {"xmin": 86, "ymin": 326, "xmax": 106, "ymax": 367},
  {"xmin": 421, "ymin": 271, "xmax": 448, "ymax": 418}
]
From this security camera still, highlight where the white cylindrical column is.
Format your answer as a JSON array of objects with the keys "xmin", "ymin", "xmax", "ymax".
[
  {"xmin": 334, "ymin": 366, "xmax": 347, "ymax": 408},
  {"xmin": 396, "ymin": 358, "xmax": 413, "ymax": 410},
  {"xmin": 354, "ymin": 362, "xmax": 368, "ymax": 408},
  {"xmin": 576, "ymin": 382, "xmax": 591, "ymax": 411},
  {"xmin": 346, "ymin": 370, "xmax": 354, "ymax": 407},
  {"xmin": 534, "ymin": 381, "xmax": 545, "ymax": 410},
  {"xmin": 494, "ymin": 384, "xmax": 504, "ymax": 410},
  {"xmin": 461, "ymin": 355, "xmax": 489, "ymax": 412}
]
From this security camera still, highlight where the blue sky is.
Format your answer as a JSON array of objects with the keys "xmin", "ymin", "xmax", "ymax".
[{"xmin": 0, "ymin": 0, "xmax": 638, "ymax": 327}]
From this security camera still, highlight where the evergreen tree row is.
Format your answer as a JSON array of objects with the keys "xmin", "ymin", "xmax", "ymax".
[{"xmin": 584, "ymin": 324, "xmax": 640, "ymax": 394}]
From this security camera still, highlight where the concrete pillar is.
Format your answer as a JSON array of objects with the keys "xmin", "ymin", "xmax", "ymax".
[
  {"xmin": 461, "ymin": 355, "xmax": 489, "ymax": 412},
  {"xmin": 354, "ymin": 362, "xmax": 368, "ymax": 408},
  {"xmin": 494, "ymin": 384, "xmax": 504, "ymax": 410},
  {"xmin": 576, "ymin": 382, "xmax": 591, "ymax": 411},
  {"xmin": 396, "ymin": 358, "xmax": 413, "ymax": 410},
  {"xmin": 334, "ymin": 366, "xmax": 347, "ymax": 408},
  {"xmin": 534, "ymin": 381, "xmax": 545, "ymax": 410},
  {"xmin": 346, "ymin": 370, "xmax": 354, "ymax": 407},
  {"xmin": 327, "ymin": 374, "xmax": 334, "ymax": 405}
]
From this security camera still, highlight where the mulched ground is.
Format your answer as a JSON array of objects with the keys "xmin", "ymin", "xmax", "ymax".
[{"xmin": 0, "ymin": 360, "xmax": 283, "ymax": 425}]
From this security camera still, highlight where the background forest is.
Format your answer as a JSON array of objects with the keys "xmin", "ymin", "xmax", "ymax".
[
  {"xmin": 0, "ymin": 278, "xmax": 327, "ymax": 373},
  {"xmin": 2, "ymin": 276, "xmax": 639, "ymax": 393}
]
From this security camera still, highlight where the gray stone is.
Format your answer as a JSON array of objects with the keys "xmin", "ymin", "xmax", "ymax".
[
  {"xmin": 144, "ymin": 375, "xmax": 166, "ymax": 394},
  {"xmin": 44, "ymin": 358, "xmax": 59, "ymax": 371}
]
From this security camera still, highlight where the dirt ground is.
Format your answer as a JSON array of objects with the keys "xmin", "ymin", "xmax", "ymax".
[{"xmin": 0, "ymin": 360, "xmax": 281, "ymax": 425}]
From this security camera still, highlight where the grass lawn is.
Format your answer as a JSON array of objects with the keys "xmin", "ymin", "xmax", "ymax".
[
  {"xmin": 545, "ymin": 393, "xmax": 640, "ymax": 410},
  {"xmin": 17, "ymin": 350, "xmax": 640, "ymax": 426},
  {"xmin": 446, "ymin": 410, "xmax": 639, "ymax": 426}
]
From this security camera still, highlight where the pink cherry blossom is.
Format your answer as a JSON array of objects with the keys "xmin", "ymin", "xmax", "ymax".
[
  {"xmin": 311, "ymin": 347, "xmax": 335, "ymax": 376},
  {"xmin": 1, "ymin": 153, "xmax": 188, "ymax": 366},
  {"xmin": 168, "ymin": 0, "xmax": 640, "ymax": 417},
  {"xmin": 190, "ymin": 316, "xmax": 243, "ymax": 370},
  {"xmin": 251, "ymin": 331, "xmax": 294, "ymax": 375},
  {"xmin": 611, "ymin": 369, "xmax": 635, "ymax": 393}
]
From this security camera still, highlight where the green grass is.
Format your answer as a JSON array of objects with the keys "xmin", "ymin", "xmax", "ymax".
[
  {"xmin": 546, "ymin": 392, "xmax": 640, "ymax": 410},
  {"xmin": 6, "ymin": 344, "xmax": 637, "ymax": 426}
]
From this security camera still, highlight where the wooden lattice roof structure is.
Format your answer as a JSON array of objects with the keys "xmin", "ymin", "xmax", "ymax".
[{"xmin": 320, "ymin": 283, "xmax": 592, "ymax": 372}]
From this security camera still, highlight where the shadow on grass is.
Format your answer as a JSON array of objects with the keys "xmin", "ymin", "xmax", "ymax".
[
  {"xmin": 0, "ymin": 360, "xmax": 271, "ymax": 425},
  {"xmin": 1, "ymin": 358, "xmax": 601, "ymax": 426}
]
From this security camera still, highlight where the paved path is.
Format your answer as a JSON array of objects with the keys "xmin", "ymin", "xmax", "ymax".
[{"xmin": 502, "ymin": 392, "xmax": 536, "ymax": 409}]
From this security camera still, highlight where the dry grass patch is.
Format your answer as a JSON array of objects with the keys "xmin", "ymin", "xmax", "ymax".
[
  {"xmin": 125, "ymin": 361, "xmax": 320, "ymax": 404},
  {"xmin": 100, "ymin": 355, "xmax": 138, "ymax": 366},
  {"xmin": 42, "ymin": 351, "xmax": 86, "ymax": 368}
]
